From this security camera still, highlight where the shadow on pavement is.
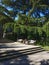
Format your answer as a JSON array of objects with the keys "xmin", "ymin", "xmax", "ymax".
[
  {"xmin": 0, "ymin": 50, "xmax": 33, "ymax": 65},
  {"xmin": 0, "ymin": 50, "xmax": 49, "ymax": 65},
  {"xmin": 0, "ymin": 38, "xmax": 14, "ymax": 43},
  {"xmin": 40, "ymin": 59, "xmax": 49, "ymax": 65}
]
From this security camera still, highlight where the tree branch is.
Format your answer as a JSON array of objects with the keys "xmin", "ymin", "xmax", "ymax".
[{"xmin": 28, "ymin": 0, "xmax": 41, "ymax": 16}]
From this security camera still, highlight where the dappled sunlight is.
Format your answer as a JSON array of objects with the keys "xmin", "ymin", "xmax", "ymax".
[
  {"xmin": 40, "ymin": 59, "xmax": 49, "ymax": 65},
  {"xmin": 0, "ymin": 50, "xmax": 32, "ymax": 65},
  {"xmin": 0, "ymin": 51, "xmax": 49, "ymax": 65}
]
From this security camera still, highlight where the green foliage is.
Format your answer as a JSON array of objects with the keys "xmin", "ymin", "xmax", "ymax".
[
  {"xmin": 3, "ymin": 23, "xmax": 14, "ymax": 32},
  {"xmin": 0, "ymin": 0, "xmax": 49, "ymax": 21},
  {"xmin": 0, "ymin": 0, "xmax": 49, "ymax": 46}
]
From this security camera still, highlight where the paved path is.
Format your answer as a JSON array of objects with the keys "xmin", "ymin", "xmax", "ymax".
[
  {"xmin": 0, "ymin": 42, "xmax": 49, "ymax": 65},
  {"xmin": 0, "ymin": 51, "xmax": 49, "ymax": 65},
  {"xmin": 0, "ymin": 42, "xmax": 39, "ymax": 53}
]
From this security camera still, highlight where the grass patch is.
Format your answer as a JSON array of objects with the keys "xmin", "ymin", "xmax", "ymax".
[
  {"xmin": 42, "ymin": 46, "xmax": 49, "ymax": 51},
  {"xmin": 35, "ymin": 42, "xmax": 49, "ymax": 51}
]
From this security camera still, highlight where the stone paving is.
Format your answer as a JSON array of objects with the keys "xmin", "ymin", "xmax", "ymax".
[
  {"xmin": 0, "ymin": 42, "xmax": 49, "ymax": 65},
  {"xmin": 0, "ymin": 42, "xmax": 39, "ymax": 53},
  {"xmin": 0, "ymin": 51, "xmax": 49, "ymax": 65}
]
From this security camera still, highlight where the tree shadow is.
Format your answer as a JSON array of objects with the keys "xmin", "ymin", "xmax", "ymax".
[
  {"xmin": 0, "ymin": 38, "xmax": 16, "ymax": 48},
  {"xmin": 0, "ymin": 50, "xmax": 49, "ymax": 65},
  {"xmin": 0, "ymin": 50, "xmax": 33, "ymax": 65},
  {"xmin": 40, "ymin": 59, "xmax": 49, "ymax": 65},
  {"xmin": 0, "ymin": 38, "xmax": 14, "ymax": 43},
  {"xmin": 0, "ymin": 44, "xmax": 26, "ymax": 48}
]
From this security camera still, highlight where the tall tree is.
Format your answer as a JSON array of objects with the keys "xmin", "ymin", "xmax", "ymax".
[
  {"xmin": 0, "ymin": 0, "xmax": 49, "ymax": 20},
  {"xmin": 0, "ymin": 0, "xmax": 49, "ymax": 39}
]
